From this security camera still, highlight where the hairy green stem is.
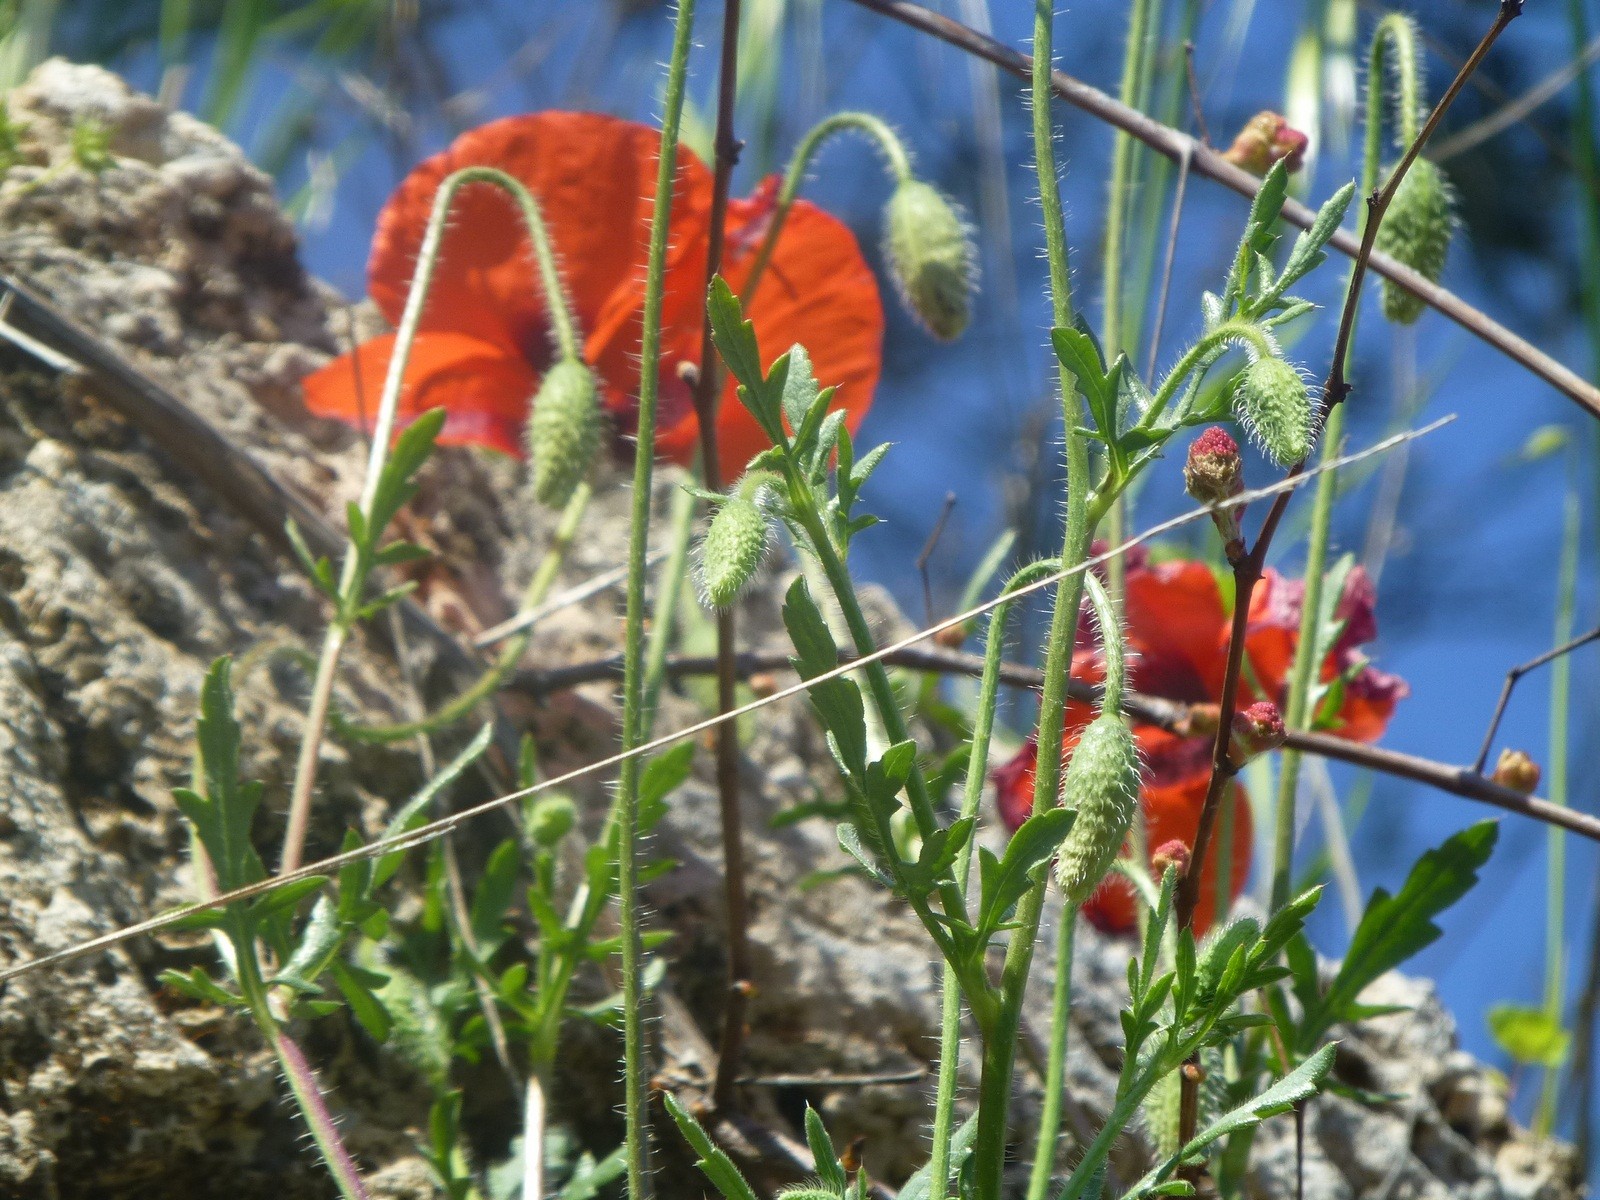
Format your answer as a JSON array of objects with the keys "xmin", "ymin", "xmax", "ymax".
[
  {"xmin": 1270, "ymin": 16, "xmax": 1415, "ymax": 908},
  {"xmin": 1140, "ymin": 319, "xmax": 1278, "ymax": 432},
  {"xmin": 641, "ymin": 485, "xmax": 698, "ymax": 734},
  {"xmin": 615, "ymin": 3, "xmax": 698, "ymax": 1192},
  {"xmin": 1101, "ymin": 0, "xmax": 1156, "ymax": 361},
  {"xmin": 928, "ymin": 559, "xmax": 1061, "ymax": 1200},
  {"xmin": 972, "ymin": 5, "xmax": 1093, "ymax": 1196},
  {"xmin": 280, "ymin": 166, "xmax": 581, "ymax": 871},
  {"xmin": 740, "ymin": 111, "xmax": 913, "ymax": 304},
  {"xmin": 1536, "ymin": 483, "xmax": 1579, "ymax": 1138},
  {"xmin": 1025, "ymin": 907, "xmax": 1077, "ymax": 1200}
]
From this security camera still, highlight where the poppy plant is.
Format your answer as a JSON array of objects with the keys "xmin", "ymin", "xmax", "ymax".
[
  {"xmin": 995, "ymin": 548, "xmax": 1407, "ymax": 935},
  {"xmin": 302, "ymin": 111, "xmax": 884, "ymax": 480}
]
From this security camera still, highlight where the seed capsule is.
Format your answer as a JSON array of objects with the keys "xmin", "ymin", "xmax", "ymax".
[
  {"xmin": 884, "ymin": 179, "xmax": 977, "ymax": 340},
  {"xmin": 1055, "ymin": 711, "xmax": 1142, "ymax": 907},
  {"xmin": 698, "ymin": 485, "xmax": 773, "ymax": 608},
  {"xmin": 1233, "ymin": 355, "xmax": 1313, "ymax": 468},
  {"xmin": 526, "ymin": 358, "xmax": 600, "ymax": 508},
  {"xmin": 1375, "ymin": 158, "xmax": 1456, "ymax": 325}
]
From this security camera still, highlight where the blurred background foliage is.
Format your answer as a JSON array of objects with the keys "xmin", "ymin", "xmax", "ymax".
[{"xmin": 3, "ymin": 0, "xmax": 1598, "ymax": 1174}]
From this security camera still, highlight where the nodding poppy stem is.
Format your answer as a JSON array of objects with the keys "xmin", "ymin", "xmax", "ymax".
[
  {"xmin": 928, "ymin": 558, "xmax": 1061, "ymax": 1200},
  {"xmin": 616, "ymin": 0, "xmax": 699, "ymax": 1194},
  {"xmin": 973, "ymin": 3, "xmax": 1094, "ymax": 1196},
  {"xmin": 1272, "ymin": 13, "xmax": 1425, "ymax": 913},
  {"xmin": 1025, "ymin": 907, "xmax": 1077, "ymax": 1200},
  {"xmin": 279, "ymin": 165, "xmax": 584, "ymax": 874},
  {"xmin": 739, "ymin": 111, "xmax": 914, "ymax": 305}
]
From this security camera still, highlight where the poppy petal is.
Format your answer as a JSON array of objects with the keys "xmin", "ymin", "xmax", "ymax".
[
  {"xmin": 368, "ymin": 112, "xmax": 713, "ymax": 363},
  {"xmin": 657, "ymin": 199, "xmax": 884, "ymax": 479},
  {"xmin": 303, "ymin": 332, "xmax": 537, "ymax": 457},
  {"xmin": 1124, "ymin": 558, "xmax": 1231, "ymax": 702}
]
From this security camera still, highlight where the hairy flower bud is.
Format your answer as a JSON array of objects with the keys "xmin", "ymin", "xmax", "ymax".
[
  {"xmin": 1150, "ymin": 839, "xmax": 1192, "ymax": 883},
  {"xmin": 1056, "ymin": 712, "xmax": 1142, "ymax": 906},
  {"xmin": 1375, "ymin": 158, "xmax": 1456, "ymax": 325},
  {"xmin": 884, "ymin": 178, "xmax": 976, "ymax": 340},
  {"xmin": 1491, "ymin": 748, "xmax": 1541, "ymax": 794},
  {"xmin": 1221, "ymin": 111, "xmax": 1309, "ymax": 176},
  {"xmin": 526, "ymin": 358, "xmax": 600, "ymax": 508},
  {"xmin": 698, "ymin": 483, "xmax": 774, "ymax": 609},
  {"xmin": 526, "ymin": 795, "xmax": 578, "ymax": 847},
  {"xmin": 1184, "ymin": 427, "xmax": 1244, "ymax": 505},
  {"xmin": 1233, "ymin": 355, "xmax": 1313, "ymax": 468},
  {"xmin": 1231, "ymin": 701, "xmax": 1287, "ymax": 762},
  {"xmin": 1187, "ymin": 426, "xmax": 1246, "ymax": 555}
]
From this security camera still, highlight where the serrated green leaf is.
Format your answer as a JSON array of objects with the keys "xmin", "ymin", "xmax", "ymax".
[
  {"xmin": 838, "ymin": 823, "xmax": 892, "ymax": 888},
  {"xmin": 781, "ymin": 344, "xmax": 821, "ymax": 434},
  {"xmin": 1052, "ymin": 325, "xmax": 1115, "ymax": 434},
  {"xmin": 899, "ymin": 1113, "xmax": 978, "ymax": 1200},
  {"xmin": 974, "ymin": 807, "xmax": 1074, "ymax": 950},
  {"xmin": 1306, "ymin": 822, "xmax": 1497, "ymax": 1048},
  {"xmin": 783, "ymin": 579, "xmax": 869, "ymax": 776}
]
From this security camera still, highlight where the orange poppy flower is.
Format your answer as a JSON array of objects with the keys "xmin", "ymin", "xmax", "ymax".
[
  {"xmin": 301, "ymin": 111, "xmax": 884, "ymax": 480},
  {"xmin": 994, "ymin": 548, "xmax": 1406, "ymax": 936}
]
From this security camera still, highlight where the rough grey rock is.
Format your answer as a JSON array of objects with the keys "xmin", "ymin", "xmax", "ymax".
[{"xmin": 0, "ymin": 60, "xmax": 1578, "ymax": 1200}]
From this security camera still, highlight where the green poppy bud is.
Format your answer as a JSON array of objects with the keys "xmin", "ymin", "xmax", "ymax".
[
  {"xmin": 526, "ymin": 358, "xmax": 600, "ymax": 508},
  {"xmin": 1375, "ymin": 158, "xmax": 1456, "ymax": 325},
  {"xmin": 1233, "ymin": 355, "xmax": 1313, "ymax": 469},
  {"xmin": 697, "ymin": 482, "xmax": 774, "ymax": 609},
  {"xmin": 526, "ymin": 795, "xmax": 577, "ymax": 847},
  {"xmin": 884, "ymin": 178, "xmax": 976, "ymax": 340},
  {"xmin": 1055, "ymin": 711, "xmax": 1142, "ymax": 907}
]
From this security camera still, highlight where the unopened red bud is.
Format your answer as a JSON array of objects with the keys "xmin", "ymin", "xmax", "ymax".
[
  {"xmin": 1222, "ymin": 111, "xmax": 1309, "ymax": 176},
  {"xmin": 1150, "ymin": 839, "xmax": 1191, "ymax": 882},
  {"xmin": 1491, "ymin": 748, "xmax": 1541, "ymax": 794},
  {"xmin": 1184, "ymin": 427, "xmax": 1244, "ymax": 505},
  {"xmin": 1231, "ymin": 701, "xmax": 1286, "ymax": 760}
]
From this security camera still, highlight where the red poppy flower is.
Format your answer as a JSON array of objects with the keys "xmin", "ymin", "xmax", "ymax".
[
  {"xmin": 994, "ymin": 548, "xmax": 1407, "ymax": 936},
  {"xmin": 301, "ymin": 111, "xmax": 884, "ymax": 480}
]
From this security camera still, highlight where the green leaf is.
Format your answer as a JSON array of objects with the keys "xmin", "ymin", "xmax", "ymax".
[
  {"xmin": 285, "ymin": 518, "xmax": 337, "ymax": 597},
  {"xmin": 1307, "ymin": 822, "xmax": 1498, "ymax": 1048},
  {"xmin": 180, "ymin": 657, "xmax": 267, "ymax": 895},
  {"xmin": 1272, "ymin": 181, "xmax": 1356, "ymax": 300},
  {"xmin": 332, "ymin": 959, "xmax": 393, "ymax": 1042},
  {"xmin": 160, "ymin": 966, "xmax": 241, "ymax": 1008},
  {"xmin": 374, "ymin": 540, "xmax": 433, "ymax": 568},
  {"xmin": 469, "ymin": 838, "xmax": 522, "ymax": 950},
  {"xmin": 248, "ymin": 875, "xmax": 329, "ymax": 923},
  {"xmin": 805, "ymin": 1106, "xmax": 848, "ymax": 1195},
  {"xmin": 838, "ymin": 823, "xmax": 892, "ymax": 888},
  {"xmin": 1051, "ymin": 326, "xmax": 1115, "ymax": 435},
  {"xmin": 1124, "ymin": 1045, "xmax": 1336, "ymax": 1200},
  {"xmin": 664, "ymin": 1092, "xmax": 762, "ymax": 1200},
  {"xmin": 708, "ymin": 276, "xmax": 764, "ymax": 388},
  {"xmin": 1487, "ymin": 1004, "xmax": 1570, "ymax": 1068},
  {"xmin": 974, "ymin": 807, "xmax": 1074, "ymax": 950},
  {"xmin": 640, "ymin": 741, "xmax": 697, "ymax": 830},
  {"xmin": 781, "ymin": 344, "xmax": 821, "ymax": 434},
  {"xmin": 372, "ymin": 723, "xmax": 494, "ymax": 890},
  {"xmin": 783, "ymin": 579, "xmax": 868, "ymax": 776}
]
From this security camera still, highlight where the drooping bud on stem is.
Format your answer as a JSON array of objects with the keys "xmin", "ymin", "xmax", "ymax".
[
  {"xmin": 1375, "ymin": 158, "xmax": 1456, "ymax": 325},
  {"xmin": 697, "ymin": 473, "xmax": 777, "ymax": 609},
  {"xmin": 526, "ymin": 358, "xmax": 601, "ymax": 508},
  {"xmin": 884, "ymin": 178, "xmax": 977, "ymax": 340},
  {"xmin": 1185, "ymin": 426, "xmax": 1245, "ymax": 557},
  {"xmin": 1233, "ymin": 354, "xmax": 1313, "ymax": 468},
  {"xmin": 1055, "ymin": 575, "xmax": 1142, "ymax": 907}
]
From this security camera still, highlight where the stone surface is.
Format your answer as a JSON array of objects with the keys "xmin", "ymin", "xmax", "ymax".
[{"xmin": 0, "ymin": 60, "xmax": 1578, "ymax": 1200}]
